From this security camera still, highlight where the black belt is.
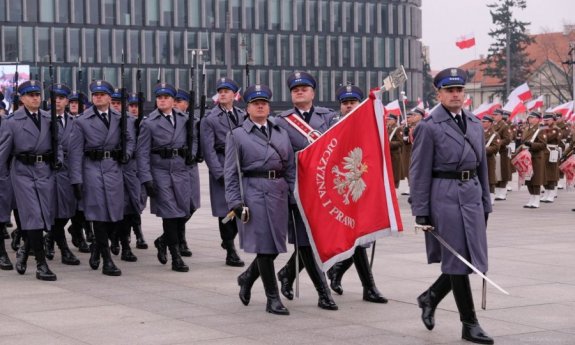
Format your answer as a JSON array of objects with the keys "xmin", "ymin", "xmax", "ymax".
[
  {"xmin": 432, "ymin": 169, "xmax": 477, "ymax": 181},
  {"xmin": 214, "ymin": 146, "xmax": 225, "ymax": 154},
  {"xmin": 84, "ymin": 149, "xmax": 122, "ymax": 161},
  {"xmin": 15, "ymin": 153, "xmax": 54, "ymax": 165},
  {"xmin": 151, "ymin": 147, "xmax": 188, "ymax": 159},
  {"xmin": 243, "ymin": 170, "xmax": 285, "ymax": 179}
]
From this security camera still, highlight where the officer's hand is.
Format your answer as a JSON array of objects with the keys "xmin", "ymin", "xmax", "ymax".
[
  {"xmin": 144, "ymin": 181, "xmax": 158, "ymax": 198},
  {"xmin": 120, "ymin": 154, "xmax": 129, "ymax": 164},
  {"xmin": 231, "ymin": 204, "xmax": 244, "ymax": 218},
  {"xmin": 484, "ymin": 212, "xmax": 489, "ymax": 225},
  {"xmin": 52, "ymin": 160, "xmax": 63, "ymax": 170},
  {"xmin": 524, "ymin": 141, "xmax": 532, "ymax": 147},
  {"xmin": 415, "ymin": 216, "xmax": 431, "ymax": 226},
  {"xmin": 72, "ymin": 183, "xmax": 83, "ymax": 201}
]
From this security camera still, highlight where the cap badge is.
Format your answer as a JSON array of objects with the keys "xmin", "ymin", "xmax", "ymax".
[{"xmin": 450, "ymin": 69, "xmax": 458, "ymax": 76}]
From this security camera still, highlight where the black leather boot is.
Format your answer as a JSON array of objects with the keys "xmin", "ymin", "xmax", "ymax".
[
  {"xmin": 178, "ymin": 223, "xmax": 192, "ymax": 257},
  {"xmin": 237, "ymin": 260, "xmax": 260, "ymax": 305},
  {"xmin": 10, "ymin": 228, "xmax": 21, "ymax": 251},
  {"xmin": 222, "ymin": 240, "xmax": 244, "ymax": 267},
  {"xmin": 100, "ymin": 246, "xmax": 122, "ymax": 276},
  {"xmin": 44, "ymin": 232, "xmax": 55, "ymax": 260},
  {"xmin": 0, "ymin": 227, "xmax": 13, "ymax": 270},
  {"xmin": 258, "ymin": 255, "xmax": 289, "ymax": 315},
  {"xmin": 277, "ymin": 251, "xmax": 304, "ymax": 300},
  {"xmin": 169, "ymin": 245, "xmax": 189, "ymax": 272},
  {"xmin": 299, "ymin": 246, "xmax": 338, "ymax": 311},
  {"xmin": 89, "ymin": 243, "xmax": 100, "ymax": 270},
  {"xmin": 55, "ymin": 233, "xmax": 81, "ymax": 266},
  {"xmin": 35, "ymin": 248, "xmax": 57, "ymax": 281},
  {"xmin": 417, "ymin": 273, "xmax": 452, "ymax": 330},
  {"xmin": 353, "ymin": 246, "xmax": 388, "ymax": 303},
  {"xmin": 451, "ymin": 275, "xmax": 494, "ymax": 344},
  {"xmin": 119, "ymin": 221, "xmax": 137, "ymax": 262},
  {"xmin": 131, "ymin": 215, "xmax": 148, "ymax": 249},
  {"xmin": 84, "ymin": 221, "xmax": 95, "ymax": 243},
  {"xmin": 327, "ymin": 257, "xmax": 353, "ymax": 295},
  {"xmin": 154, "ymin": 236, "xmax": 168, "ymax": 265},
  {"xmin": 1, "ymin": 223, "xmax": 9, "ymax": 239},
  {"xmin": 109, "ymin": 227, "xmax": 120, "ymax": 256},
  {"xmin": 68, "ymin": 223, "xmax": 90, "ymax": 253},
  {"xmin": 15, "ymin": 240, "xmax": 29, "ymax": 274}
]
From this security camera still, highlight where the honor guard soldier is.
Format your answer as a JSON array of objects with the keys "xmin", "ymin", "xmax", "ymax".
[
  {"xmin": 401, "ymin": 107, "xmax": 425, "ymax": 195},
  {"xmin": 540, "ymin": 113, "xmax": 562, "ymax": 203},
  {"xmin": 44, "ymin": 83, "xmax": 81, "ymax": 265},
  {"xmin": 110, "ymin": 88, "xmax": 122, "ymax": 113},
  {"xmin": 387, "ymin": 114, "xmax": 404, "ymax": 189},
  {"xmin": 200, "ymin": 78, "xmax": 245, "ymax": 267},
  {"xmin": 127, "ymin": 93, "xmax": 140, "ymax": 117},
  {"xmin": 0, "ymin": 94, "xmax": 14, "ymax": 270},
  {"xmin": 68, "ymin": 91, "xmax": 89, "ymax": 117},
  {"xmin": 136, "ymin": 83, "xmax": 191, "ymax": 272},
  {"xmin": 482, "ymin": 115, "xmax": 501, "ymax": 205},
  {"xmin": 274, "ymin": 71, "xmax": 338, "ymax": 311},
  {"xmin": 0, "ymin": 80, "xmax": 63, "ymax": 281},
  {"xmin": 492, "ymin": 109, "xmax": 513, "ymax": 200},
  {"xmin": 410, "ymin": 68, "xmax": 494, "ymax": 344},
  {"xmin": 521, "ymin": 111, "xmax": 547, "ymax": 208},
  {"xmin": 326, "ymin": 85, "xmax": 388, "ymax": 304},
  {"xmin": 555, "ymin": 112, "xmax": 572, "ymax": 189},
  {"xmin": 69, "ymin": 80, "xmax": 135, "ymax": 276},
  {"xmin": 227, "ymin": 84, "xmax": 295, "ymax": 315}
]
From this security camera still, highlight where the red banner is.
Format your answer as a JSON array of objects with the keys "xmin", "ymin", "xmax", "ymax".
[{"xmin": 295, "ymin": 92, "xmax": 403, "ymax": 271}]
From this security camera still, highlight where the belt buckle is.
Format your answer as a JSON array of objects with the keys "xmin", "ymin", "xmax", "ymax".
[
  {"xmin": 461, "ymin": 170, "xmax": 470, "ymax": 181},
  {"xmin": 35, "ymin": 155, "xmax": 43, "ymax": 163},
  {"xmin": 103, "ymin": 151, "xmax": 111, "ymax": 159},
  {"xmin": 268, "ymin": 170, "xmax": 276, "ymax": 179},
  {"xmin": 172, "ymin": 149, "xmax": 179, "ymax": 158}
]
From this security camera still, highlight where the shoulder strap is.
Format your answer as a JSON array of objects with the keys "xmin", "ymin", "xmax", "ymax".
[{"xmin": 284, "ymin": 114, "xmax": 321, "ymax": 143}]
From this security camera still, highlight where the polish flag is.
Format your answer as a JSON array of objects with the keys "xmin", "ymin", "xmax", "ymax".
[
  {"xmin": 211, "ymin": 89, "xmax": 243, "ymax": 104},
  {"xmin": 296, "ymin": 90, "xmax": 403, "ymax": 270},
  {"xmin": 552, "ymin": 101, "xmax": 574, "ymax": 121},
  {"xmin": 525, "ymin": 95, "xmax": 544, "ymax": 111},
  {"xmin": 455, "ymin": 34, "xmax": 476, "ymax": 49},
  {"xmin": 473, "ymin": 101, "xmax": 501, "ymax": 119},
  {"xmin": 415, "ymin": 97, "xmax": 424, "ymax": 110},
  {"xmin": 508, "ymin": 83, "xmax": 532, "ymax": 102},
  {"xmin": 384, "ymin": 99, "xmax": 402, "ymax": 116},
  {"xmin": 463, "ymin": 95, "xmax": 472, "ymax": 109},
  {"xmin": 502, "ymin": 97, "xmax": 527, "ymax": 120}
]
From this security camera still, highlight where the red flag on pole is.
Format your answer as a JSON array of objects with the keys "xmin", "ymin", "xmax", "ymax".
[
  {"xmin": 295, "ymin": 91, "xmax": 403, "ymax": 270},
  {"xmin": 455, "ymin": 34, "xmax": 476, "ymax": 49}
]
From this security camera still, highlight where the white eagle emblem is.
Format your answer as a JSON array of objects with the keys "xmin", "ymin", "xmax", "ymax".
[{"xmin": 332, "ymin": 148, "xmax": 368, "ymax": 205}]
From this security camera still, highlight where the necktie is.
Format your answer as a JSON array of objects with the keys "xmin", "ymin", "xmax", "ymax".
[
  {"xmin": 454, "ymin": 114, "xmax": 465, "ymax": 132},
  {"xmin": 228, "ymin": 111, "xmax": 238, "ymax": 126},
  {"xmin": 101, "ymin": 112, "xmax": 109, "ymax": 128},
  {"xmin": 57, "ymin": 115, "xmax": 64, "ymax": 128},
  {"xmin": 303, "ymin": 111, "xmax": 312, "ymax": 123},
  {"xmin": 166, "ymin": 114, "xmax": 174, "ymax": 127},
  {"xmin": 31, "ymin": 113, "xmax": 40, "ymax": 129},
  {"xmin": 260, "ymin": 126, "xmax": 268, "ymax": 138}
]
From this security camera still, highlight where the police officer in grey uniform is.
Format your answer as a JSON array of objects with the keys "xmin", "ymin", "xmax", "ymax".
[
  {"xmin": 200, "ymin": 78, "xmax": 245, "ymax": 267},
  {"xmin": 69, "ymin": 80, "xmax": 135, "ymax": 277},
  {"xmin": 274, "ymin": 71, "xmax": 338, "ymax": 310},
  {"xmin": 137, "ymin": 83, "xmax": 191, "ymax": 272},
  {"xmin": 0, "ymin": 80, "xmax": 63, "ymax": 280},
  {"xmin": 44, "ymin": 83, "xmax": 81, "ymax": 266},
  {"xmin": 410, "ymin": 68, "xmax": 493, "ymax": 344},
  {"xmin": 326, "ymin": 85, "xmax": 388, "ymax": 304},
  {"xmin": 0, "ymin": 99, "xmax": 14, "ymax": 270},
  {"xmin": 226, "ymin": 84, "xmax": 295, "ymax": 315}
]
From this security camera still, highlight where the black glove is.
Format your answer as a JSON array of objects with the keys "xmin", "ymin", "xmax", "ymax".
[
  {"xmin": 144, "ymin": 181, "xmax": 158, "ymax": 198},
  {"xmin": 484, "ymin": 212, "xmax": 489, "ymax": 225},
  {"xmin": 231, "ymin": 204, "xmax": 244, "ymax": 218},
  {"xmin": 52, "ymin": 160, "xmax": 63, "ymax": 170},
  {"xmin": 72, "ymin": 183, "xmax": 83, "ymax": 201},
  {"xmin": 415, "ymin": 216, "xmax": 431, "ymax": 226},
  {"xmin": 524, "ymin": 141, "xmax": 532, "ymax": 147}
]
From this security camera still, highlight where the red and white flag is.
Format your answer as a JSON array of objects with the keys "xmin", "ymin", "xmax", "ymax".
[
  {"xmin": 502, "ymin": 97, "xmax": 527, "ymax": 120},
  {"xmin": 525, "ymin": 95, "xmax": 544, "ymax": 111},
  {"xmin": 473, "ymin": 100, "xmax": 501, "ymax": 119},
  {"xmin": 456, "ymin": 34, "xmax": 476, "ymax": 49},
  {"xmin": 508, "ymin": 83, "xmax": 532, "ymax": 102},
  {"xmin": 463, "ymin": 95, "xmax": 472, "ymax": 109},
  {"xmin": 384, "ymin": 99, "xmax": 402, "ymax": 116},
  {"xmin": 552, "ymin": 101, "xmax": 574, "ymax": 121},
  {"xmin": 211, "ymin": 88, "xmax": 242, "ymax": 104},
  {"xmin": 295, "ymin": 91, "xmax": 403, "ymax": 270},
  {"xmin": 414, "ymin": 97, "xmax": 424, "ymax": 110}
]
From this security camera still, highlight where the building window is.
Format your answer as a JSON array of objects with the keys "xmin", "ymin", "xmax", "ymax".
[
  {"xmin": 128, "ymin": 30, "xmax": 140, "ymax": 64},
  {"xmin": 54, "ymin": 27, "xmax": 65, "ymax": 62},
  {"xmin": 21, "ymin": 26, "xmax": 35, "ymax": 62},
  {"xmin": 0, "ymin": 0, "xmax": 6, "ymax": 21},
  {"xmin": 103, "ymin": 0, "xmax": 115, "ymax": 25},
  {"xmin": 281, "ymin": 2, "xmax": 292, "ymax": 31},
  {"xmin": 3, "ymin": 26, "xmax": 18, "ymax": 61},
  {"xmin": 68, "ymin": 28, "xmax": 80, "ymax": 63},
  {"xmin": 25, "ymin": 0, "xmax": 39, "ymax": 22},
  {"xmin": 175, "ymin": 0, "xmax": 186, "ymax": 27},
  {"xmin": 295, "ymin": 0, "xmax": 304, "ymax": 32},
  {"xmin": 244, "ymin": 0, "xmax": 254, "ymax": 30},
  {"xmin": 83, "ymin": 28, "xmax": 95, "ymax": 63},
  {"xmin": 158, "ymin": 30, "xmax": 169, "ymax": 65},
  {"xmin": 269, "ymin": 0, "xmax": 280, "ymax": 31},
  {"xmin": 142, "ymin": 30, "xmax": 155, "ymax": 64},
  {"xmin": 57, "ymin": 0, "xmax": 69, "ymax": 23},
  {"xmin": 171, "ymin": 31, "xmax": 183, "ymax": 64},
  {"xmin": 145, "ymin": 0, "xmax": 159, "ymax": 26},
  {"xmin": 189, "ymin": 0, "xmax": 200, "ymax": 28},
  {"xmin": 98, "ymin": 29, "xmax": 112, "ymax": 64},
  {"xmin": 160, "ymin": 0, "xmax": 173, "ymax": 27},
  {"xmin": 113, "ymin": 29, "xmax": 125, "ymax": 63},
  {"xmin": 87, "ymin": 0, "xmax": 99, "ymax": 24},
  {"xmin": 8, "ymin": 0, "xmax": 23, "ymax": 22},
  {"xmin": 39, "ymin": 0, "xmax": 54, "ymax": 23},
  {"xmin": 71, "ymin": 0, "xmax": 84, "ymax": 24}
]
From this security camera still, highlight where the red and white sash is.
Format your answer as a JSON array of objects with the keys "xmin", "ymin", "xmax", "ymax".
[{"xmin": 284, "ymin": 114, "xmax": 322, "ymax": 143}]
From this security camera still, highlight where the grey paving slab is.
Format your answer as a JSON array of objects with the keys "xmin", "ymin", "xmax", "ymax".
[{"xmin": 0, "ymin": 167, "xmax": 574, "ymax": 344}]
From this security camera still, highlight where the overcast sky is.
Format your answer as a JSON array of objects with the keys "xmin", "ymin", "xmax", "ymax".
[{"xmin": 421, "ymin": 0, "xmax": 575, "ymax": 71}]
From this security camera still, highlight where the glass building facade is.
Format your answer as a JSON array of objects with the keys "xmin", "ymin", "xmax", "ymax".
[{"xmin": 0, "ymin": 0, "xmax": 422, "ymax": 108}]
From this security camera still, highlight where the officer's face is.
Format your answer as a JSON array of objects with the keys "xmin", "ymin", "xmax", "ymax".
[
  {"xmin": 437, "ymin": 87, "xmax": 465, "ymax": 113},
  {"xmin": 156, "ymin": 95, "xmax": 174, "ymax": 112},
  {"xmin": 482, "ymin": 121, "xmax": 492, "ymax": 130},
  {"xmin": 386, "ymin": 118, "xmax": 397, "ymax": 127},
  {"xmin": 175, "ymin": 99, "xmax": 189, "ymax": 112},
  {"xmin": 92, "ymin": 92, "xmax": 111, "ymax": 108},
  {"xmin": 493, "ymin": 114, "xmax": 503, "ymax": 122},
  {"xmin": 340, "ymin": 99, "xmax": 360, "ymax": 117},
  {"xmin": 291, "ymin": 86, "xmax": 315, "ymax": 106},
  {"xmin": 544, "ymin": 118, "xmax": 554, "ymax": 126},
  {"xmin": 128, "ymin": 104, "xmax": 139, "ymax": 117},
  {"xmin": 55, "ymin": 95, "xmax": 68, "ymax": 113},
  {"xmin": 218, "ymin": 89, "xmax": 235, "ymax": 106},
  {"xmin": 247, "ymin": 100, "xmax": 270, "ymax": 123},
  {"xmin": 111, "ymin": 100, "xmax": 122, "ymax": 112},
  {"xmin": 69, "ymin": 101, "xmax": 79, "ymax": 114},
  {"xmin": 528, "ymin": 116, "xmax": 540, "ymax": 126},
  {"xmin": 21, "ymin": 92, "xmax": 42, "ymax": 111}
]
